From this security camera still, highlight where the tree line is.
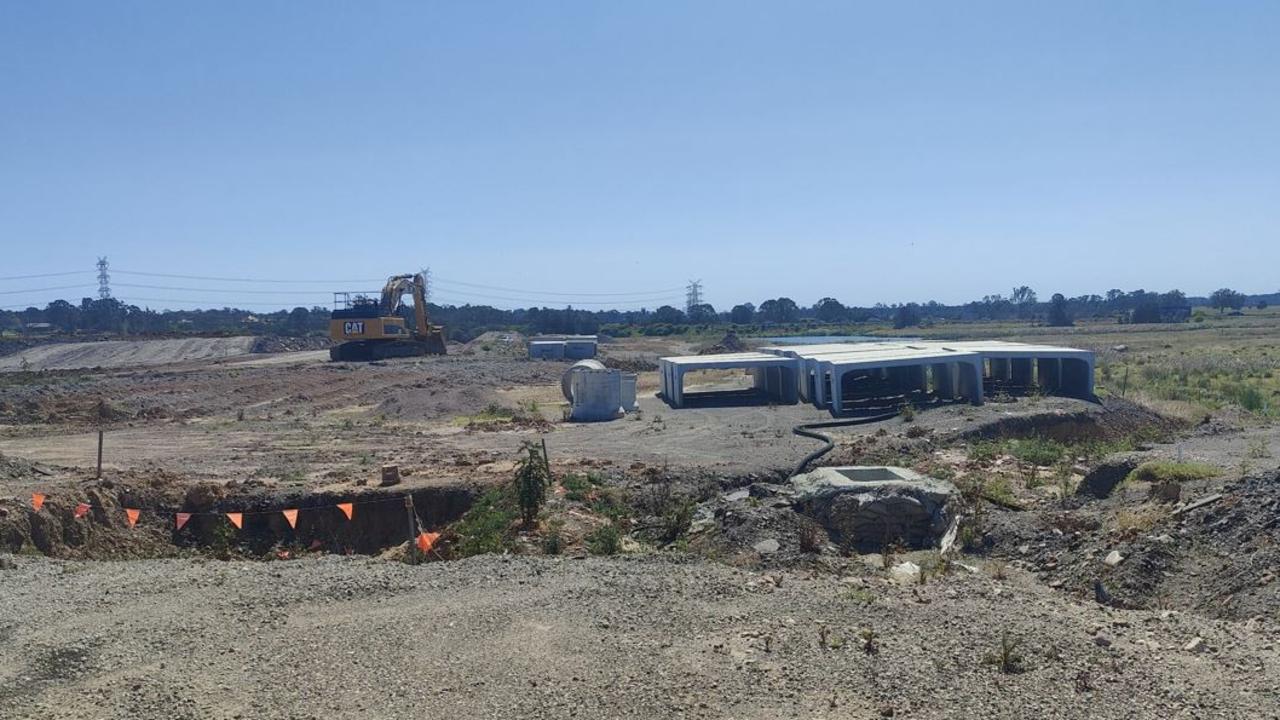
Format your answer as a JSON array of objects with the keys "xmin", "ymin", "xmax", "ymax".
[{"xmin": 1, "ymin": 286, "xmax": 1272, "ymax": 342}]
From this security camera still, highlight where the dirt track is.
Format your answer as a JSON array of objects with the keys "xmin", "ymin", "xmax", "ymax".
[{"xmin": 2, "ymin": 553, "xmax": 1275, "ymax": 720}]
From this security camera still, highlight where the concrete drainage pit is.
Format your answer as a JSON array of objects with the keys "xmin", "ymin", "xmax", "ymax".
[{"xmin": 790, "ymin": 466, "xmax": 956, "ymax": 553}]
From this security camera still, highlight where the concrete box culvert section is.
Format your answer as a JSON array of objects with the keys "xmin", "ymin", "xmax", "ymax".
[
  {"xmin": 789, "ymin": 466, "xmax": 957, "ymax": 552},
  {"xmin": 660, "ymin": 340, "xmax": 1094, "ymax": 416},
  {"xmin": 658, "ymin": 352, "xmax": 800, "ymax": 408},
  {"xmin": 528, "ymin": 335, "xmax": 598, "ymax": 360}
]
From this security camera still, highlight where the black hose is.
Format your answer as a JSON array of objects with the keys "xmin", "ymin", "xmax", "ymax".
[{"xmin": 790, "ymin": 412, "xmax": 898, "ymax": 478}]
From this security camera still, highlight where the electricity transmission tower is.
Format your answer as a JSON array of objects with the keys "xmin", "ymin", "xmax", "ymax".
[
  {"xmin": 96, "ymin": 257, "xmax": 111, "ymax": 299},
  {"xmin": 685, "ymin": 279, "xmax": 703, "ymax": 315}
]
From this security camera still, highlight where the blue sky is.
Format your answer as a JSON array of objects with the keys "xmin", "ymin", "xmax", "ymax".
[{"xmin": 2, "ymin": 1, "xmax": 1277, "ymax": 311}]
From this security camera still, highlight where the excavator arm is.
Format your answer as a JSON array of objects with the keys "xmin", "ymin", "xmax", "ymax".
[{"xmin": 378, "ymin": 273, "xmax": 433, "ymax": 340}]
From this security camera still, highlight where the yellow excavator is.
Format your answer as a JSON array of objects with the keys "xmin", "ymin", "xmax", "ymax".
[{"xmin": 329, "ymin": 273, "xmax": 447, "ymax": 361}]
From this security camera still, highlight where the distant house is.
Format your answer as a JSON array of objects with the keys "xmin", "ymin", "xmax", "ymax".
[{"xmin": 23, "ymin": 322, "xmax": 53, "ymax": 335}]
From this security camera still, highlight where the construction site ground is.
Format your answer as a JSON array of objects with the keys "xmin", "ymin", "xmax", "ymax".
[{"xmin": 2, "ymin": 332, "xmax": 1279, "ymax": 719}]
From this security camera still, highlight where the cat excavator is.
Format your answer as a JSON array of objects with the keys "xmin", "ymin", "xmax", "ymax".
[{"xmin": 328, "ymin": 273, "xmax": 447, "ymax": 361}]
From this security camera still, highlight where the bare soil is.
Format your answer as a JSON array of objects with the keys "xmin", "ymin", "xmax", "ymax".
[{"xmin": 1, "ymin": 333, "xmax": 1279, "ymax": 718}]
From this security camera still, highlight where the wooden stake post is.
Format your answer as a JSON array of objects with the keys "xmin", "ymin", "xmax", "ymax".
[
  {"xmin": 96, "ymin": 398, "xmax": 107, "ymax": 479},
  {"xmin": 404, "ymin": 494, "xmax": 420, "ymax": 564}
]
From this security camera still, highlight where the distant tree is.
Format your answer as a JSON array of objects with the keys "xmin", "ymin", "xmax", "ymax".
[
  {"xmin": 1011, "ymin": 286, "xmax": 1038, "ymax": 306},
  {"xmin": 44, "ymin": 299, "xmax": 80, "ymax": 333},
  {"xmin": 1159, "ymin": 289, "xmax": 1187, "ymax": 308},
  {"xmin": 287, "ymin": 306, "xmax": 311, "ymax": 334},
  {"xmin": 893, "ymin": 303, "xmax": 922, "ymax": 329},
  {"xmin": 1046, "ymin": 293, "xmax": 1073, "ymax": 327},
  {"xmin": 813, "ymin": 297, "xmax": 848, "ymax": 323},
  {"xmin": 686, "ymin": 303, "xmax": 717, "ymax": 324},
  {"xmin": 1210, "ymin": 288, "xmax": 1246, "ymax": 313},
  {"xmin": 651, "ymin": 305, "xmax": 686, "ymax": 324},
  {"xmin": 728, "ymin": 303, "xmax": 755, "ymax": 325},
  {"xmin": 1130, "ymin": 301, "xmax": 1162, "ymax": 324},
  {"xmin": 758, "ymin": 297, "xmax": 799, "ymax": 323}
]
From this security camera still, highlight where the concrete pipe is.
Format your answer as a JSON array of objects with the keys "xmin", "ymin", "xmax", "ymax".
[{"xmin": 562, "ymin": 359, "xmax": 607, "ymax": 401}]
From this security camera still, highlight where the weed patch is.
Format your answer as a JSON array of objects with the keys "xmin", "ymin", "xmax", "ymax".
[{"xmin": 1125, "ymin": 461, "xmax": 1218, "ymax": 485}]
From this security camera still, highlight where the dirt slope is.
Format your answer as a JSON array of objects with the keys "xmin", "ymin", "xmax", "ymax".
[{"xmin": 0, "ymin": 337, "xmax": 260, "ymax": 372}]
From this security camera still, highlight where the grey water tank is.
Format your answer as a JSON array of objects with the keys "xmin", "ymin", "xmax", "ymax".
[
  {"xmin": 569, "ymin": 369, "xmax": 623, "ymax": 422},
  {"xmin": 562, "ymin": 359, "xmax": 607, "ymax": 401}
]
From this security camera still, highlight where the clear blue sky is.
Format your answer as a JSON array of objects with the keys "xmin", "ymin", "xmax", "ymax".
[{"xmin": 2, "ymin": 1, "xmax": 1277, "ymax": 312}]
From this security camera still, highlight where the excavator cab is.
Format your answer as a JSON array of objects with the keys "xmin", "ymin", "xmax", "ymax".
[{"xmin": 329, "ymin": 273, "xmax": 447, "ymax": 361}]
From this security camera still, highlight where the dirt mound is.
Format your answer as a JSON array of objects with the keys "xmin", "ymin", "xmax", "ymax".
[
  {"xmin": 958, "ymin": 396, "xmax": 1183, "ymax": 445},
  {"xmin": 600, "ymin": 356, "xmax": 658, "ymax": 372},
  {"xmin": 0, "ymin": 472, "xmax": 188, "ymax": 559},
  {"xmin": 698, "ymin": 331, "xmax": 746, "ymax": 355},
  {"xmin": 249, "ymin": 335, "xmax": 331, "ymax": 353},
  {"xmin": 0, "ymin": 336, "xmax": 259, "ymax": 372},
  {"xmin": 458, "ymin": 331, "xmax": 527, "ymax": 357},
  {"xmin": 0, "ymin": 452, "xmax": 46, "ymax": 482}
]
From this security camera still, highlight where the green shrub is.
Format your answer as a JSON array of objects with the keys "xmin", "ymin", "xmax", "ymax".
[
  {"xmin": 559, "ymin": 472, "xmax": 599, "ymax": 502},
  {"xmin": 541, "ymin": 523, "xmax": 563, "ymax": 555},
  {"xmin": 1009, "ymin": 437, "xmax": 1066, "ymax": 466},
  {"xmin": 984, "ymin": 633, "xmax": 1026, "ymax": 674},
  {"xmin": 968, "ymin": 441, "xmax": 1003, "ymax": 464},
  {"xmin": 453, "ymin": 489, "xmax": 518, "ymax": 557},
  {"xmin": 1125, "ymin": 461, "xmax": 1219, "ymax": 484},
  {"xmin": 590, "ymin": 487, "xmax": 631, "ymax": 520},
  {"xmin": 587, "ymin": 524, "xmax": 622, "ymax": 555},
  {"xmin": 660, "ymin": 500, "xmax": 695, "ymax": 545},
  {"xmin": 513, "ymin": 442, "xmax": 551, "ymax": 527}
]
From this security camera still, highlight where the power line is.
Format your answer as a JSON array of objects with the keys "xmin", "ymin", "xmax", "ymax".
[
  {"xmin": 110, "ymin": 267, "xmax": 683, "ymax": 299},
  {"xmin": 432, "ymin": 277, "xmax": 685, "ymax": 297},
  {"xmin": 0, "ymin": 271, "xmax": 92, "ymax": 281},
  {"xmin": 115, "ymin": 296, "xmax": 332, "ymax": 308},
  {"xmin": 113, "ymin": 283, "xmax": 372, "ymax": 296},
  {"xmin": 430, "ymin": 287, "xmax": 683, "ymax": 306},
  {"xmin": 113, "ymin": 269, "xmax": 386, "ymax": 284},
  {"xmin": 0, "ymin": 284, "xmax": 98, "ymax": 296}
]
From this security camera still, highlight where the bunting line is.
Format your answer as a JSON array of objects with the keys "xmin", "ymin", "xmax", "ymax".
[{"xmin": 16, "ymin": 491, "xmax": 429, "ymax": 536}]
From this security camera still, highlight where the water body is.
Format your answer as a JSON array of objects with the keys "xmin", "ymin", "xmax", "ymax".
[{"xmin": 759, "ymin": 335, "xmax": 912, "ymax": 345}]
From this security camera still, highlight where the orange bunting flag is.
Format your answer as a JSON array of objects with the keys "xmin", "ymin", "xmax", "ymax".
[
  {"xmin": 416, "ymin": 531, "xmax": 440, "ymax": 554},
  {"xmin": 282, "ymin": 508, "xmax": 299, "ymax": 529},
  {"xmin": 125, "ymin": 508, "xmax": 141, "ymax": 528},
  {"xmin": 337, "ymin": 502, "xmax": 354, "ymax": 520},
  {"xmin": 74, "ymin": 502, "xmax": 90, "ymax": 519},
  {"xmin": 175, "ymin": 512, "xmax": 191, "ymax": 530},
  {"xmin": 226, "ymin": 512, "xmax": 243, "ymax": 529},
  {"xmin": 31, "ymin": 493, "xmax": 45, "ymax": 511}
]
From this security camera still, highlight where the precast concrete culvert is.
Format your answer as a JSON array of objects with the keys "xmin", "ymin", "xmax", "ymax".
[{"xmin": 790, "ymin": 466, "xmax": 956, "ymax": 552}]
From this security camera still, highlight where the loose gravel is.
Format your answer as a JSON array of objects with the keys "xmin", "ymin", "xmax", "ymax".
[{"xmin": 1, "ymin": 553, "xmax": 1275, "ymax": 719}]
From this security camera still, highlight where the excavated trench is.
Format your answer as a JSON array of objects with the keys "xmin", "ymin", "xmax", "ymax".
[{"xmin": 1, "ymin": 483, "xmax": 478, "ymax": 559}]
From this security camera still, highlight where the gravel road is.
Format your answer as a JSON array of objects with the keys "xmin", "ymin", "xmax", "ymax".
[{"xmin": 1, "ymin": 553, "xmax": 1275, "ymax": 719}]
